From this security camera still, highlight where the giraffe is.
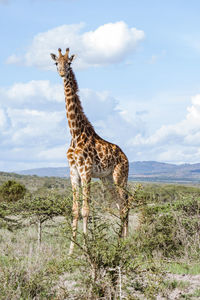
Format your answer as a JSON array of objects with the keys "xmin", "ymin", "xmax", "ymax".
[{"xmin": 50, "ymin": 48, "xmax": 129, "ymax": 254}]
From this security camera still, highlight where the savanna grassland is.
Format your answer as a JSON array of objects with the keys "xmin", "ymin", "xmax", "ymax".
[{"xmin": 0, "ymin": 172, "xmax": 200, "ymax": 299}]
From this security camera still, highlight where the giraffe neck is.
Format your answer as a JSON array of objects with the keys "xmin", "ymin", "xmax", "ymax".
[{"xmin": 63, "ymin": 68, "xmax": 94, "ymax": 140}]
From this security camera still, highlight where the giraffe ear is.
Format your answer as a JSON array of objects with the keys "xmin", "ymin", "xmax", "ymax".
[
  {"xmin": 50, "ymin": 53, "xmax": 58, "ymax": 61},
  {"xmin": 69, "ymin": 54, "xmax": 76, "ymax": 63}
]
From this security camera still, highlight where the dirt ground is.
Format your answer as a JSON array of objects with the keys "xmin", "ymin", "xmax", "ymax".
[{"xmin": 157, "ymin": 273, "xmax": 200, "ymax": 300}]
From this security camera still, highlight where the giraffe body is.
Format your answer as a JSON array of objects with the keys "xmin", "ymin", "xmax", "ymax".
[{"xmin": 51, "ymin": 48, "xmax": 129, "ymax": 254}]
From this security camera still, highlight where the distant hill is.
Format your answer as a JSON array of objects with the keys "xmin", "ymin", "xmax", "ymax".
[
  {"xmin": 18, "ymin": 167, "xmax": 70, "ymax": 177},
  {"xmin": 129, "ymin": 161, "xmax": 177, "ymax": 175},
  {"xmin": 129, "ymin": 161, "xmax": 200, "ymax": 182},
  {"xmin": 17, "ymin": 161, "xmax": 200, "ymax": 183}
]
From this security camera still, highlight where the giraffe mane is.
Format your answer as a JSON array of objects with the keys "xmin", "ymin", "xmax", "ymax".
[
  {"xmin": 68, "ymin": 68, "xmax": 95, "ymax": 132},
  {"xmin": 69, "ymin": 68, "xmax": 79, "ymax": 93}
]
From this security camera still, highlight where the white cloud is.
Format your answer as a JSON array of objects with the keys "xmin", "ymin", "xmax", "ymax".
[
  {"xmin": 80, "ymin": 88, "xmax": 145, "ymax": 147},
  {"xmin": 38, "ymin": 145, "xmax": 67, "ymax": 161},
  {"xmin": 81, "ymin": 22, "xmax": 144, "ymax": 65},
  {"xmin": 0, "ymin": 108, "xmax": 8, "ymax": 129},
  {"xmin": 6, "ymin": 54, "xmax": 22, "ymax": 64},
  {"xmin": 3, "ymin": 78, "xmax": 200, "ymax": 170},
  {"xmin": 7, "ymin": 108, "xmax": 65, "ymax": 146},
  {"xmin": 0, "ymin": 80, "xmax": 64, "ymax": 107},
  {"xmin": 7, "ymin": 21, "xmax": 145, "ymax": 70},
  {"xmin": 128, "ymin": 93, "xmax": 200, "ymax": 163},
  {"xmin": 80, "ymin": 89, "xmax": 118, "ymax": 120},
  {"xmin": 0, "ymin": 79, "xmax": 143, "ymax": 171}
]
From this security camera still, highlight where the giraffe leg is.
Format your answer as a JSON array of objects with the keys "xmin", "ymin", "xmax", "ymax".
[
  {"xmin": 69, "ymin": 166, "xmax": 81, "ymax": 255},
  {"xmin": 113, "ymin": 165, "xmax": 129, "ymax": 238},
  {"xmin": 101, "ymin": 175, "xmax": 116, "ymax": 206},
  {"xmin": 101, "ymin": 175, "xmax": 128, "ymax": 236},
  {"xmin": 81, "ymin": 176, "xmax": 91, "ymax": 234}
]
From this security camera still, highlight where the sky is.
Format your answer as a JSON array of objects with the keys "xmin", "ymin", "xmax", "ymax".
[{"xmin": 1, "ymin": 0, "xmax": 200, "ymax": 171}]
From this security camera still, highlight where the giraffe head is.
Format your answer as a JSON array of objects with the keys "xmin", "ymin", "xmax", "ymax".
[{"xmin": 50, "ymin": 48, "xmax": 75, "ymax": 78}]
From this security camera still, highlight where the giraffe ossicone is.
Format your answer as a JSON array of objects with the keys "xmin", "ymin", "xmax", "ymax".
[{"xmin": 50, "ymin": 48, "xmax": 130, "ymax": 254}]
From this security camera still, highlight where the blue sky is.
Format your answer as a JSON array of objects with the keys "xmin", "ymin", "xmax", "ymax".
[{"xmin": 1, "ymin": 0, "xmax": 200, "ymax": 171}]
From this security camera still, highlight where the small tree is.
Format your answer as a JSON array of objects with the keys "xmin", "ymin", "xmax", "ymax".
[
  {"xmin": 16, "ymin": 193, "xmax": 72, "ymax": 247},
  {"xmin": 64, "ymin": 184, "xmax": 142, "ymax": 299},
  {"xmin": 0, "ymin": 180, "xmax": 26, "ymax": 202}
]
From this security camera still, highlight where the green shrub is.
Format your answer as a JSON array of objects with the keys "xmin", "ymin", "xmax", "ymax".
[
  {"xmin": 132, "ymin": 195, "xmax": 200, "ymax": 258},
  {"xmin": 0, "ymin": 256, "xmax": 56, "ymax": 299},
  {"xmin": 0, "ymin": 180, "xmax": 26, "ymax": 202}
]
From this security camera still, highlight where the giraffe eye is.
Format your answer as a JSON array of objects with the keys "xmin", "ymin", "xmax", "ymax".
[{"xmin": 55, "ymin": 62, "xmax": 58, "ymax": 66}]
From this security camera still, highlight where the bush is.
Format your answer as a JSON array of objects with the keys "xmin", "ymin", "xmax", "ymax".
[
  {"xmin": 0, "ymin": 180, "xmax": 26, "ymax": 203},
  {"xmin": 0, "ymin": 255, "xmax": 56, "ymax": 299},
  {"xmin": 132, "ymin": 195, "xmax": 200, "ymax": 258}
]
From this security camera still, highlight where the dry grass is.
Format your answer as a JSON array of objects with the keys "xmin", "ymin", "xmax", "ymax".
[
  {"xmin": 0, "ymin": 218, "xmax": 68, "ymax": 299},
  {"xmin": 0, "ymin": 182, "xmax": 200, "ymax": 299}
]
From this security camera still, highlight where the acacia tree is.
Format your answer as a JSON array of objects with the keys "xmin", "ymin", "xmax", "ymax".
[
  {"xmin": 64, "ymin": 183, "xmax": 142, "ymax": 299},
  {"xmin": 15, "ymin": 193, "xmax": 72, "ymax": 247},
  {"xmin": 0, "ymin": 180, "xmax": 72, "ymax": 244}
]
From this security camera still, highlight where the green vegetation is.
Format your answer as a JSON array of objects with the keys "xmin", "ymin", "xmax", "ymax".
[
  {"xmin": 0, "ymin": 180, "xmax": 26, "ymax": 202},
  {"xmin": 166, "ymin": 262, "xmax": 200, "ymax": 275},
  {"xmin": 0, "ymin": 172, "xmax": 199, "ymax": 299}
]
